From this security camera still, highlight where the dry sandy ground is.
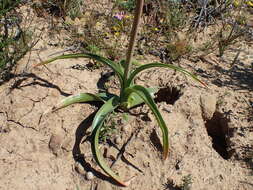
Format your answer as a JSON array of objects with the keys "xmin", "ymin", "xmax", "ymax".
[{"xmin": 0, "ymin": 4, "xmax": 253, "ymax": 190}]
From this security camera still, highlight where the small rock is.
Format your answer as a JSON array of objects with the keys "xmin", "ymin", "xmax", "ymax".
[
  {"xmin": 200, "ymin": 94, "xmax": 217, "ymax": 120},
  {"xmin": 49, "ymin": 134, "xmax": 63, "ymax": 156},
  {"xmin": 86, "ymin": 171, "xmax": 94, "ymax": 180}
]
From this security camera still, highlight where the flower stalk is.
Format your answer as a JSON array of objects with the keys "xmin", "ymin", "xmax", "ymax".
[{"xmin": 123, "ymin": 0, "xmax": 144, "ymax": 85}]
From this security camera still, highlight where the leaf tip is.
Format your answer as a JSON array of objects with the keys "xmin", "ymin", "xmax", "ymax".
[
  {"xmin": 122, "ymin": 175, "xmax": 137, "ymax": 187},
  {"xmin": 200, "ymin": 81, "xmax": 208, "ymax": 88},
  {"xmin": 33, "ymin": 62, "xmax": 43, "ymax": 68},
  {"xmin": 163, "ymin": 149, "xmax": 169, "ymax": 160}
]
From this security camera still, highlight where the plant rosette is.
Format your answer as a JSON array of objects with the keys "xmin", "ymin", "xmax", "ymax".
[{"xmin": 35, "ymin": 0, "xmax": 206, "ymax": 187}]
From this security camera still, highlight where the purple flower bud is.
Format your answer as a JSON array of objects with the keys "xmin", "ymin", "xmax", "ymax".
[{"xmin": 113, "ymin": 12, "xmax": 125, "ymax": 20}]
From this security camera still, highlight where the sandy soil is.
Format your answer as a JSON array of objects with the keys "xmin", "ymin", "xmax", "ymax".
[{"xmin": 0, "ymin": 3, "xmax": 253, "ymax": 190}]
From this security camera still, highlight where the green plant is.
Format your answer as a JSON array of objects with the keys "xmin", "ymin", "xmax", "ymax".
[
  {"xmin": 0, "ymin": 30, "xmax": 33, "ymax": 83},
  {"xmin": 36, "ymin": 0, "xmax": 205, "ymax": 186},
  {"xmin": 218, "ymin": 21, "xmax": 244, "ymax": 57},
  {"xmin": 180, "ymin": 174, "xmax": 192, "ymax": 190},
  {"xmin": 84, "ymin": 44, "xmax": 103, "ymax": 69},
  {"xmin": 99, "ymin": 112, "xmax": 118, "ymax": 143},
  {"xmin": 166, "ymin": 40, "xmax": 192, "ymax": 61},
  {"xmin": 86, "ymin": 44, "xmax": 100, "ymax": 54},
  {"xmin": 32, "ymin": 0, "xmax": 84, "ymax": 18},
  {"xmin": 0, "ymin": 0, "xmax": 21, "ymax": 17},
  {"xmin": 67, "ymin": 0, "xmax": 84, "ymax": 19},
  {"xmin": 0, "ymin": 2, "xmax": 35, "ymax": 84},
  {"xmin": 116, "ymin": 0, "xmax": 136, "ymax": 11},
  {"xmin": 198, "ymin": 40, "xmax": 216, "ymax": 54},
  {"xmin": 164, "ymin": 2, "xmax": 187, "ymax": 30}
]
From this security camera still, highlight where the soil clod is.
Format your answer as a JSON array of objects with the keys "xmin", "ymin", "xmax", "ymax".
[{"xmin": 49, "ymin": 134, "xmax": 63, "ymax": 156}]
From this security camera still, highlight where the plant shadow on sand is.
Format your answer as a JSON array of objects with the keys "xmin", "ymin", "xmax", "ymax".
[
  {"xmin": 71, "ymin": 72, "xmax": 146, "ymax": 185},
  {"xmin": 212, "ymin": 62, "xmax": 253, "ymax": 90},
  {"xmin": 7, "ymin": 73, "xmax": 71, "ymax": 96},
  {"xmin": 71, "ymin": 112, "xmax": 119, "ymax": 185},
  {"xmin": 192, "ymin": 58, "xmax": 253, "ymax": 90},
  {"xmin": 72, "ymin": 110, "xmax": 144, "ymax": 186}
]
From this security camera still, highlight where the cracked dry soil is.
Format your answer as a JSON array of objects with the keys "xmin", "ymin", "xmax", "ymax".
[{"xmin": 0, "ymin": 48, "xmax": 252, "ymax": 190}]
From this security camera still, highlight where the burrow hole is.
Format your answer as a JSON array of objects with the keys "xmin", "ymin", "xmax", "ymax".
[
  {"xmin": 205, "ymin": 112, "xmax": 232, "ymax": 160},
  {"xmin": 155, "ymin": 86, "xmax": 183, "ymax": 105}
]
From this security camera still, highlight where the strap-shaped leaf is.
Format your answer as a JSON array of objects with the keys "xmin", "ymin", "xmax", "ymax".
[
  {"xmin": 124, "ymin": 85, "xmax": 169, "ymax": 160},
  {"xmin": 50, "ymin": 92, "xmax": 116, "ymax": 112},
  {"xmin": 127, "ymin": 87, "xmax": 158, "ymax": 109},
  {"xmin": 34, "ymin": 53, "xmax": 124, "ymax": 87},
  {"xmin": 92, "ymin": 96, "xmax": 119, "ymax": 131},
  {"xmin": 126, "ymin": 62, "xmax": 207, "ymax": 87},
  {"xmin": 91, "ymin": 96, "xmax": 129, "ymax": 186}
]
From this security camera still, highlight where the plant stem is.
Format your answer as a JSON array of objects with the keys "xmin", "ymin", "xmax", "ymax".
[{"xmin": 123, "ymin": 0, "xmax": 144, "ymax": 85}]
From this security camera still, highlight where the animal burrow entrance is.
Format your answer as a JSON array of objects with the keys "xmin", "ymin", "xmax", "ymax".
[
  {"xmin": 205, "ymin": 112, "xmax": 232, "ymax": 160},
  {"xmin": 154, "ymin": 86, "xmax": 183, "ymax": 105}
]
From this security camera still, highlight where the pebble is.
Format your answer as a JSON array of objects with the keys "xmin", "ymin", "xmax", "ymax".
[{"xmin": 86, "ymin": 171, "xmax": 94, "ymax": 180}]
